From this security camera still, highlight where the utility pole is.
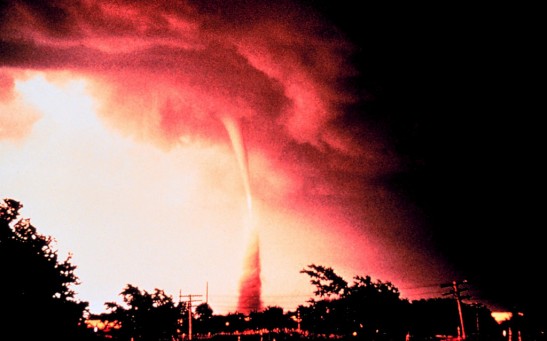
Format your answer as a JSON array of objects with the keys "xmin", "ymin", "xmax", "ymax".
[
  {"xmin": 179, "ymin": 292, "xmax": 203, "ymax": 340},
  {"xmin": 471, "ymin": 303, "xmax": 480, "ymax": 338},
  {"xmin": 441, "ymin": 280, "xmax": 469, "ymax": 340},
  {"xmin": 296, "ymin": 309, "xmax": 301, "ymax": 332}
]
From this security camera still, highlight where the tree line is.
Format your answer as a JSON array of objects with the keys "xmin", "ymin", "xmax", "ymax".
[{"xmin": 0, "ymin": 198, "xmax": 539, "ymax": 340}]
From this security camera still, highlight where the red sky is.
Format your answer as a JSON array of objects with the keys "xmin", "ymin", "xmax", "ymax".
[{"xmin": 1, "ymin": 0, "xmax": 542, "ymax": 316}]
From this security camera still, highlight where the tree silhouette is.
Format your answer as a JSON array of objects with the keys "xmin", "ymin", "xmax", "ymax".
[
  {"xmin": 192, "ymin": 302, "xmax": 212, "ymax": 334},
  {"xmin": 300, "ymin": 264, "xmax": 409, "ymax": 339},
  {"xmin": 300, "ymin": 264, "xmax": 348, "ymax": 298},
  {"xmin": 259, "ymin": 306, "xmax": 289, "ymax": 331},
  {"xmin": 300, "ymin": 264, "xmax": 506, "ymax": 340},
  {"xmin": 406, "ymin": 298, "xmax": 504, "ymax": 340},
  {"xmin": 96, "ymin": 284, "xmax": 181, "ymax": 341},
  {"xmin": 0, "ymin": 198, "xmax": 510, "ymax": 340},
  {"xmin": 195, "ymin": 302, "xmax": 213, "ymax": 321},
  {"xmin": 0, "ymin": 198, "xmax": 94, "ymax": 340}
]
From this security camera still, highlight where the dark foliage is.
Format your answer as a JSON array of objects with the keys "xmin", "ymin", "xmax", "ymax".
[
  {"xmin": 0, "ymin": 199, "xmax": 523, "ymax": 340},
  {"xmin": 299, "ymin": 264, "xmax": 505, "ymax": 340},
  {"xmin": 0, "ymin": 198, "xmax": 96, "ymax": 340},
  {"xmin": 299, "ymin": 264, "xmax": 409, "ymax": 339},
  {"xmin": 93, "ymin": 284, "xmax": 181, "ymax": 341}
]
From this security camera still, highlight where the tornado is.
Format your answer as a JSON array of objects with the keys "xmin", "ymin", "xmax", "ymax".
[
  {"xmin": 0, "ymin": 0, "xmax": 394, "ymax": 316},
  {"xmin": 222, "ymin": 116, "xmax": 263, "ymax": 314}
]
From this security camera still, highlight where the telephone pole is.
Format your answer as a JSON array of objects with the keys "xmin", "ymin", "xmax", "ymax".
[
  {"xmin": 441, "ymin": 280, "xmax": 469, "ymax": 340},
  {"xmin": 179, "ymin": 291, "xmax": 203, "ymax": 340}
]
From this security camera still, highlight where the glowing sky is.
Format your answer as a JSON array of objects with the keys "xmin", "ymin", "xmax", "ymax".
[{"xmin": 5, "ymin": 0, "xmax": 535, "ymax": 315}]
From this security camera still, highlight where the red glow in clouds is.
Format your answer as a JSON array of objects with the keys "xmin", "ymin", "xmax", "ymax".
[{"xmin": 0, "ymin": 0, "xmax": 461, "ymax": 314}]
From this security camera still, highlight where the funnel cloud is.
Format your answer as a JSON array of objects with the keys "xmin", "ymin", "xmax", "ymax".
[{"xmin": 0, "ymin": 0, "xmax": 448, "ymax": 313}]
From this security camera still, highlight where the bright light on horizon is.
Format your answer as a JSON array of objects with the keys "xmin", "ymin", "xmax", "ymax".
[{"xmin": 491, "ymin": 311, "xmax": 513, "ymax": 324}]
